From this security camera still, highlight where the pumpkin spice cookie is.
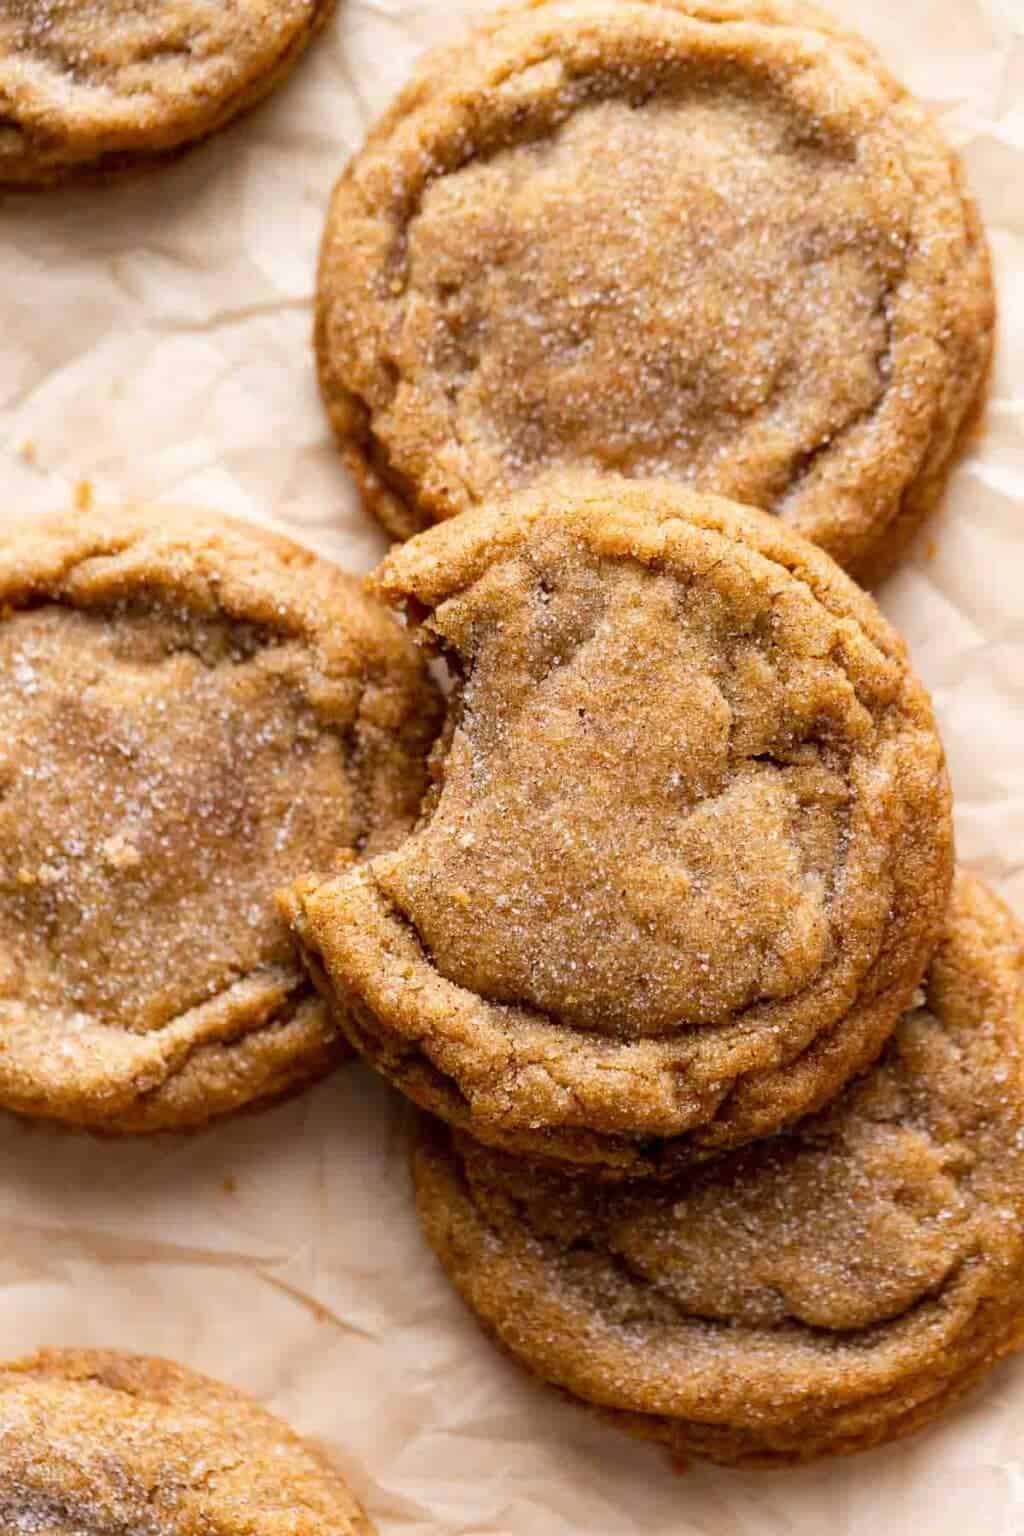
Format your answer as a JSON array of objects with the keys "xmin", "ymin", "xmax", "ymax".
[
  {"xmin": 283, "ymin": 478, "xmax": 953, "ymax": 1177},
  {"xmin": 413, "ymin": 871, "xmax": 1024, "ymax": 1466},
  {"xmin": 0, "ymin": 0, "xmax": 336, "ymax": 188},
  {"xmin": 0, "ymin": 1349, "xmax": 374, "ymax": 1532},
  {"xmin": 317, "ymin": 0, "xmax": 993, "ymax": 582},
  {"xmin": 0, "ymin": 506, "xmax": 440, "ymax": 1132}
]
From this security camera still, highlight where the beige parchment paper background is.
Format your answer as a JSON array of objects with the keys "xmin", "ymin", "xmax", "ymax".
[{"xmin": 1, "ymin": 0, "xmax": 1023, "ymax": 1530}]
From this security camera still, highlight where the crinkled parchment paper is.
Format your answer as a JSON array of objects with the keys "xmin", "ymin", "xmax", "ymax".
[{"xmin": 0, "ymin": 1, "xmax": 1022, "ymax": 1530}]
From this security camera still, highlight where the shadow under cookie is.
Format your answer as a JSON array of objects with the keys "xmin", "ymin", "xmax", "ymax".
[
  {"xmin": 284, "ymin": 477, "xmax": 953, "ymax": 1177},
  {"xmin": 0, "ymin": 505, "xmax": 440, "ymax": 1132},
  {"xmin": 317, "ymin": 0, "xmax": 993, "ymax": 583},
  {"xmin": 412, "ymin": 871, "xmax": 1024, "ymax": 1467},
  {"xmin": 0, "ymin": 0, "xmax": 337, "ymax": 188},
  {"xmin": 0, "ymin": 1348, "xmax": 374, "ymax": 1531}
]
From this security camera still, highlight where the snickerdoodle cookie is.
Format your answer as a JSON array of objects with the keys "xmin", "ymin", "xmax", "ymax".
[
  {"xmin": 0, "ymin": 0, "xmax": 336, "ymax": 187},
  {"xmin": 283, "ymin": 478, "xmax": 952, "ymax": 1177},
  {"xmin": 413, "ymin": 871, "xmax": 1024, "ymax": 1466},
  {"xmin": 317, "ymin": 0, "xmax": 993, "ymax": 582},
  {"xmin": 0, "ymin": 1349, "xmax": 373, "ymax": 1532},
  {"xmin": 0, "ymin": 506, "xmax": 439, "ymax": 1131}
]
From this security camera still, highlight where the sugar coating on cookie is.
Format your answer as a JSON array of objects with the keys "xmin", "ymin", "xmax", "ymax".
[
  {"xmin": 318, "ymin": 0, "xmax": 993, "ymax": 581},
  {"xmin": 0, "ymin": 507, "xmax": 440, "ymax": 1131},
  {"xmin": 0, "ymin": 0, "xmax": 335, "ymax": 185},
  {"xmin": 284, "ymin": 478, "xmax": 953, "ymax": 1175},
  {"xmin": 413, "ymin": 871, "xmax": 1024, "ymax": 1465},
  {"xmin": 0, "ymin": 1349, "xmax": 374, "ymax": 1532}
]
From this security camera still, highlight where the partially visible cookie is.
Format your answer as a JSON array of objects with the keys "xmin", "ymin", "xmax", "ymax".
[
  {"xmin": 0, "ymin": 0, "xmax": 336, "ymax": 187},
  {"xmin": 284, "ymin": 478, "xmax": 953, "ymax": 1176},
  {"xmin": 414, "ymin": 871, "xmax": 1024, "ymax": 1466},
  {"xmin": 0, "ymin": 1348, "xmax": 373, "ymax": 1532},
  {"xmin": 0, "ymin": 506, "xmax": 440, "ymax": 1131},
  {"xmin": 317, "ymin": 0, "xmax": 993, "ymax": 582}
]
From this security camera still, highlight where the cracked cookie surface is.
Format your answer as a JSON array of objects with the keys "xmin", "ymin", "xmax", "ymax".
[
  {"xmin": 0, "ymin": 0, "xmax": 336, "ymax": 186},
  {"xmin": 0, "ymin": 505, "xmax": 440, "ymax": 1131},
  {"xmin": 317, "ymin": 0, "xmax": 993, "ymax": 582},
  {"xmin": 413, "ymin": 871, "xmax": 1024, "ymax": 1465},
  {"xmin": 0, "ymin": 1348, "xmax": 374, "ymax": 1533},
  {"xmin": 284, "ymin": 478, "xmax": 952, "ymax": 1176}
]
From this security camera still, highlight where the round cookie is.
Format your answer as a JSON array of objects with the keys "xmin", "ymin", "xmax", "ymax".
[
  {"xmin": 413, "ymin": 871, "xmax": 1024, "ymax": 1466},
  {"xmin": 283, "ymin": 477, "xmax": 953, "ymax": 1176},
  {"xmin": 0, "ymin": 0, "xmax": 336, "ymax": 187},
  {"xmin": 0, "ymin": 506, "xmax": 440, "ymax": 1132},
  {"xmin": 0, "ymin": 1348, "xmax": 373, "ymax": 1532},
  {"xmin": 317, "ymin": 0, "xmax": 994, "ymax": 582}
]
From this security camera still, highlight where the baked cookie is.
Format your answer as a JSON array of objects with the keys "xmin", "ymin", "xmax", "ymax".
[
  {"xmin": 414, "ymin": 871, "xmax": 1024, "ymax": 1466},
  {"xmin": 0, "ymin": 1348, "xmax": 373, "ymax": 1532},
  {"xmin": 0, "ymin": 506, "xmax": 440, "ymax": 1131},
  {"xmin": 0, "ymin": 0, "xmax": 336, "ymax": 187},
  {"xmin": 283, "ymin": 478, "xmax": 953, "ymax": 1176},
  {"xmin": 317, "ymin": 0, "xmax": 993, "ymax": 582}
]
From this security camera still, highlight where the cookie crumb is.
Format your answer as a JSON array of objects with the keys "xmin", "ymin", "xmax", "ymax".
[{"xmin": 100, "ymin": 833, "xmax": 142, "ymax": 871}]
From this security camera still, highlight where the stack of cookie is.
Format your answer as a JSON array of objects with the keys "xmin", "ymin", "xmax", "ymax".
[
  {"xmin": 284, "ymin": 0, "xmax": 1024, "ymax": 1470},
  {"xmin": 0, "ymin": 0, "xmax": 1021, "ymax": 1505},
  {"xmin": 286, "ymin": 482, "xmax": 1024, "ymax": 1467}
]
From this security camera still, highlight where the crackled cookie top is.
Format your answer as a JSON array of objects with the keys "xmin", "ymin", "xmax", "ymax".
[
  {"xmin": 0, "ymin": 1350, "xmax": 373, "ymax": 1533},
  {"xmin": 285, "ymin": 479, "xmax": 952, "ymax": 1174},
  {"xmin": 317, "ymin": 0, "xmax": 993, "ymax": 580},
  {"xmin": 0, "ymin": 506, "xmax": 439, "ymax": 1130},
  {"xmin": 414, "ymin": 871, "xmax": 1024, "ymax": 1465},
  {"xmin": 0, "ymin": 0, "xmax": 335, "ymax": 185}
]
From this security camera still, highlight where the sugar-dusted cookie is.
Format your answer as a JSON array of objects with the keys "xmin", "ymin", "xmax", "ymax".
[
  {"xmin": 284, "ymin": 478, "xmax": 952, "ymax": 1175},
  {"xmin": 0, "ymin": 0, "xmax": 335, "ymax": 187},
  {"xmin": 0, "ymin": 1349, "xmax": 373, "ymax": 1531},
  {"xmin": 413, "ymin": 871, "xmax": 1024, "ymax": 1465},
  {"xmin": 317, "ymin": 0, "xmax": 993, "ymax": 582},
  {"xmin": 0, "ymin": 506, "xmax": 440, "ymax": 1130}
]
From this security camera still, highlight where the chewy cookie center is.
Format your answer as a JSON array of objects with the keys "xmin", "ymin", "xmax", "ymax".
[
  {"xmin": 0, "ymin": 603, "xmax": 356, "ymax": 1032},
  {"xmin": 374, "ymin": 538, "xmax": 866, "ymax": 1038},
  {"xmin": 400, "ymin": 77, "xmax": 906, "ymax": 511},
  {"xmin": 459, "ymin": 1007, "xmax": 975, "ymax": 1335},
  {"xmin": 601, "ymin": 1121, "xmax": 968, "ymax": 1332}
]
